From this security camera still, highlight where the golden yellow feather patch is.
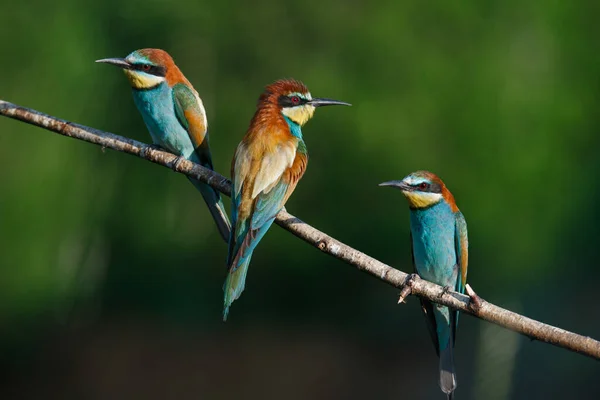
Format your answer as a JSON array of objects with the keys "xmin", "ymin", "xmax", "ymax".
[
  {"xmin": 123, "ymin": 69, "xmax": 164, "ymax": 89},
  {"xmin": 282, "ymin": 105, "xmax": 316, "ymax": 126},
  {"xmin": 402, "ymin": 191, "xmax": 443, "ymax": 209}
]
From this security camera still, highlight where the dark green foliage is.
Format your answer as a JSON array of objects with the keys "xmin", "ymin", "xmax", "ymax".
[{"xmin": 1, "ymin": 1, "xmax": 599, "ymax": 399}]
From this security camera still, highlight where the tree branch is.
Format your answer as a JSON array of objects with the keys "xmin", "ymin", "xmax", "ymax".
[{"xmin": 2, "ymin": 99, "xmax": 599, "ymax": 360}]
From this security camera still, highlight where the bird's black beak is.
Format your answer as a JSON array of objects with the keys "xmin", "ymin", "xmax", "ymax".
[
  {"xmin": 379, "ymin": 180, "xmax": 411, "ymax": 191},
  {"xmin": 308, "ymin": 98, "xmax": 352, "ymax": 107},
  {"xmin": 95, "ymin": 58, "xmax": 132, "ymax": 70}
]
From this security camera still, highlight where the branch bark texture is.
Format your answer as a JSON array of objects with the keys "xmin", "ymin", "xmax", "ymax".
[{"xmin": 2, "ymin": 99, "xmax": 599, "ymax": 360}]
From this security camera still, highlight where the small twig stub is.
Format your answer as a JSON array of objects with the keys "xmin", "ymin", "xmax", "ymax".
[
  {"xmin": 398, "ymin": 273, "xmax": 417, "ymax": 304},
  {"xmin": 466, "ymin": 284, "xmax": 482, "ymax": 312}
]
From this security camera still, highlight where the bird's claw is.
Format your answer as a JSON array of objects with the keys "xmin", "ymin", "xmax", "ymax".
[
  {"xmin": 172, "ymin": 155, "xmax": 186, "ymax": 172},
  {"xmin": 140, "ymin": 143, "xmax": 165, "ymax": 158},
  {"xmin": 398, "ymin": 273, "xmax": 418, "ymax": 304},
  {"xmin": 438, "ymin": 285, "xmax": 452, "ymax": 300},
  {"xmin": 149, "ymin": 144, "xmax": 165, "ymax": 151},
  {"xmin": 466, "ymin": 284, "xmax": 482, "ymax": 312}
]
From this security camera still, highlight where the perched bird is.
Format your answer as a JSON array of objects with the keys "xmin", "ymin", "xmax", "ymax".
[
  {"xmin": 380, "ymin": 171, "xmax": 468, "ymax": 400},
  {"xmin": 223, "ymin": 79, "xmax": 350, "ymax": 320},
  {"xmin": 96, "ymin": 49, "xmax": 231, "ymax": 242}
]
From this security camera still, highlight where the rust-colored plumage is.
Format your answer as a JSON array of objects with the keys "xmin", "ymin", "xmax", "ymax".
[
  {"xmin": 241, "ymin": 79, "xmax": 311, "ymax": 144},
  {"xmin": 135, "ymin": 48, "xmax": 191, "ymax": 87},
  {"xmin": 414, "ymin": 171, "xmax": 459, "ymax": 213},
  {"xmin": 223, "ymin": 79, "xmax": 349, "ymax": 320},
  {"xmin": 256, "ymin": 79, "xmax": 310, "ymax": 107},
  {"xmin": 230, "ymin": 80, "xmax": 310, "ymax": 226}
]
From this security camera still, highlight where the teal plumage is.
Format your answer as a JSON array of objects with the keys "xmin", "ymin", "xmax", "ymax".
[
  {"xmin": 381, "ymin": 171, "xmax": 468, "ymax": 400},
  {"xmin": 97, "ymin": 49, "xmax": 231, "ymax": 242}
]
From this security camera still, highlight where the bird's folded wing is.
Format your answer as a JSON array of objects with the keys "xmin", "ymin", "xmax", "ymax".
[
  {"xmin": 227, "ymin": 142, "xmax": 296, "ymax": 268},
  {"xmin": 171, "ymin": 83, "xmax": 212, "ymax": 167},
  {"xmin": 454, "ymin": 211, "xmax": 469, "ymax": 294},
  {"xmin": 251, "ymin": 180, "xmax": 289, "ymax": 229},
  {"xmin": 228, "ymin": 180, "xmax": 289, "ymax": 271},
  {"xmin": 251, "ymin": 144, "xmax": 296, "ymax": 198}
]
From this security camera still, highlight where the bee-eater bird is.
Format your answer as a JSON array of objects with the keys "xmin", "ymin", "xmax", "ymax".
[
  {"xmin": 223, "ymin": 79, "xmax": 350, "ymax": 320},
  {"xmin": 96, "ymin": 49, "xmax": 231, "ymax": 242},
  {"xmin": 380, "ymin": 171, "xmax": 468, "ymax": 400}
]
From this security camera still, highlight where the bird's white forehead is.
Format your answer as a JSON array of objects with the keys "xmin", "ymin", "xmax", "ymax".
[{"xmin": 403, "ymin": 175, "xmax": 429, "ymax": 186}]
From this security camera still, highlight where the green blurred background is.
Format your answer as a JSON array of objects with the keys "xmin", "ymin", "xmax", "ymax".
[{"xmin": 1, "ymin": 1, "xmax": 599, "ymax": 399}]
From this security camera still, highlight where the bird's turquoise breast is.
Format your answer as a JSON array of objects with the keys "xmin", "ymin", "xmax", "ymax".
[
  {"xmin": 409, "ymin": 201, "xmax": 458, "ymax": 288},
  {"xmin": 131, "ymin": 85, "xmax": 195, "ymax": 158}
]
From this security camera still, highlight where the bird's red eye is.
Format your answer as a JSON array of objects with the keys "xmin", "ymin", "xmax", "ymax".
[
  {"xmin": 291, "ymin": 96, "xmax": 300, "ymax": 105},
  {"xmin": 142, "ymin": 64, "xmax": 151, "ymax": 71},
  {"xmin": 418, "ymin": 182, "xmax": 428, "ymax": 190}
]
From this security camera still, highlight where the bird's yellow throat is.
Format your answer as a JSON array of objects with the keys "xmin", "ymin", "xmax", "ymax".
[
  {"xmin": 402, "ymin": 191, "xmax": 443, "ymax": 209},
  {"xmin": 282, "ymin": 105, "xmax": 316, "ymax": 126},
  {"xmin": 123, "ymin": 69, "xmax": 164, "ymax": 89}
]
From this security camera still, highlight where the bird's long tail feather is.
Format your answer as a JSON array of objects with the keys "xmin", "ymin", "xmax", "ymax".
[
  {"xmin": 188, "ymin": 177, "xmax": 232, "ymax": 243},
  {"xmin": 223, "ymin": 257, "xmax": 251, "ymax": 321},
  {"xmin": 439, "ymin": 337, "xmax": 457, "ymax": 398}
]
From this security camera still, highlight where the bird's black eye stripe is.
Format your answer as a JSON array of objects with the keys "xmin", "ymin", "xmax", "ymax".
[
  {"xmin": 412, "ymin": 182, "xmax": 442, "ymax": 193},
  {"xmin": 132, "ymin": 63, "xmax": 166, "ymax": 77},
  {"xmin": 278, "ymin": 94, "xmax": 308, "ymax": 108},
  {"xmin": 430, "ymin": 183, "xmax": 443, "ymax": 193}
]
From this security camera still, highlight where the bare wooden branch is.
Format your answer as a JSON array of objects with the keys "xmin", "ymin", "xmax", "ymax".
[{"xmin": 2, "ymin": 99, "xmax": 599, "ymax": 360}]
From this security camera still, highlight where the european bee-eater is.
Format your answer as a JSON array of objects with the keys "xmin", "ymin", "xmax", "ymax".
[
  {"xmin": 96, "ymin": 49, "xmax": 231, "ymax": 242},
  {"xmin": 380, "ymin": 171, "xmax": 468, "ymax": 400},
  {"xmin": 223, "ymin": 79, "xmax": 350, "ymax": 320}
]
